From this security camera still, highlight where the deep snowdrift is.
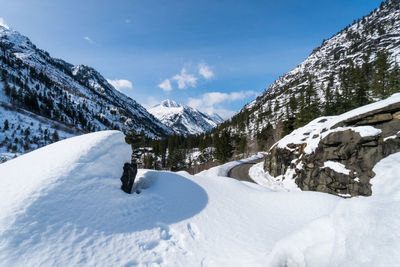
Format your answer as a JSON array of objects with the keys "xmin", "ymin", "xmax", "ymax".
[{"xmin": 0, "ymin": 131, "xmax": 399, "ymax": 266}]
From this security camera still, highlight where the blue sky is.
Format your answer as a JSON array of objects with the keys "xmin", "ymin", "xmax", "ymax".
[{"xmin": 0, "ymin": 0, "xmax": 382, "ymax": 118}]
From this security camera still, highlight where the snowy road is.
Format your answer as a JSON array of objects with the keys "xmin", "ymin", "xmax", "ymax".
[{"xmin": 227, "ymin": 159, "xmax": 264, "ymax": 183}]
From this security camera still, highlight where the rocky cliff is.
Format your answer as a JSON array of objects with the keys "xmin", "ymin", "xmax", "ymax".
[{"xmin": 264, "ymin": 93, "xmax": 400, "ymax": 197}]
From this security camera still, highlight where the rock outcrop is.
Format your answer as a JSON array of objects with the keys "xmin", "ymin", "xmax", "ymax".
[{"xmin": 264, "ymin": 95, "xmax": 400, "ymax": 197}]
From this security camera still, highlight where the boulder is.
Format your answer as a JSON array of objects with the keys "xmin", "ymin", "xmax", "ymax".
[
  {"xmin": 264, "ymin": 101, "xmax": 400, "ymax": 197},
  {"xmin": 120, "ymin": 163, "xmax": 138, "ymax": 194}
]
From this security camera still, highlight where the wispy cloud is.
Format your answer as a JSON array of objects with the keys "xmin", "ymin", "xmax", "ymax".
[
  {"xmin": 107, "ymin": 79, "xmax": 133, "ymax": 92},
  {"xmin": 158, "ymin": 62, "xmax": 213, "ymax": 92},
  {"xmin": 158, "ymin": 78, "xmax": 172, "ymax": 92},
  {"xmin": 83, "ymin": 36, "xmax": 93, "ymax": 43},
  {"xmin": 0, "ymin": 17, "xmax": 9, "ymax": 29},
  {"xmin": 198, "ymin": 62, "xmax": 214, "ymax": 80},
  {"xmin": 187, "ymin": 90, "xmax": 257, "ymax": 119},
  {"xmin": 143, "ymin": 96, "xmax": 160, "ymax": 109},
  {"xmin": 172, "ymin": 68, "xmax": 197, "ymax": 89}
]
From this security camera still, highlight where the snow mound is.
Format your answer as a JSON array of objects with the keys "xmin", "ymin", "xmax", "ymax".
[
  {"xmin": 0, "ymin": 133, "xmax": 340, "ymax": 266},
  {"xmin": 1, "ymin": 131, "xmax": 399, "ymax": 266},
  {"xmin": 266, "ymin": 152, "xmax": 400, "ymax": 267}
]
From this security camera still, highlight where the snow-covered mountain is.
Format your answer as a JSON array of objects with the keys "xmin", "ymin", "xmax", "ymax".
[
  {"xmin": 220, "ymin": 0, "xmax": 400, "ymax": 143},
  {"xmin": 147, "ymin": 99, "xmax": 223, "ymax": 135},
  {"xmin": 0, "ymin": 25, "xmax": 173, "ymax": 158}
]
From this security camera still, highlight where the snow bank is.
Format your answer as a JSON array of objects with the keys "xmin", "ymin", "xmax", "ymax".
[
  {"xmin": 249, "ymin": 162, "xmax": 299, "ymax": 191},
  {"xmin": 196, "ymin": 153, "xmax": 264, "ymax": 177},
  {"xmin": 0, "ymin": 130, "xmax": 131, "ymax": 231},
  {"xmin": 266, "ymin": 152, "xmax": 400, "ymax": 267},
  {"xmin": 0, "ymin": 133, "xmax": 340, "ymax": 266},
  {"xmin": 0, "ymin": 131, "xmax": 398, "ymax": 266}
]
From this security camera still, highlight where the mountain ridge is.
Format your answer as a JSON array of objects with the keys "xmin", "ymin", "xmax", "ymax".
[{"xmin": 0, "ymin": 25, "xmax": 173, "ymax": 157}]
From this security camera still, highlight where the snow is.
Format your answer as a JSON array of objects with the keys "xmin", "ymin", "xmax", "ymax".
[
  {"xmin": 1, "ymin": 131, "xmax": 399, "ymax": 266},
  {"xmin": 276, "ymin": 93, "xmax": 400, "ymax": 154},
  {"xmin": 0, "ymin": 102, "xmax": 77, "ymax": 157},
  {"xmin": 265, "ymin": 152, "xmax": 400, "ymax": 267},
  {"xmin": 248, "ymin": 162, "xmax": 291, "ymax": 191},
  {"xmin": 322, "ymin": 161, "xmax": 351, "ymax": 175},
  {"xmin": 196, "ymin": 153, "xmax": 264, "ymax": 177},
  {"xmin": 248, "ymin": 161, "xmax": 301, "ymax": 191}
]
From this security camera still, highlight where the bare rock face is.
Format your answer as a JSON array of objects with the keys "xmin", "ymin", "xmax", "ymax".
[
  {"xmin": 264, "ymin": 101, "xmax": 400, "ymax": 197},
  {"xmin": 120, "ymin": 163, "xmax": 138, "ymax": 194}
]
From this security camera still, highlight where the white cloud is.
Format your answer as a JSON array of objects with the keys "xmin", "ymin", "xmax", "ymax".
[
  {"xmin": 83, "ymin": 36, "xmax": 93, "ymax": 43},
  {"xmin": 201, "ymin": 107, "xmax": 235, "ymax": 120},
  {"xmin": 0, "ymin": 17, "xmax": 9, "ymax": 29},
  {"xmin": 107, "ymin": 79, "xmax": 133, "ymax": 92},
  {"xmin": 172, "ymin": 68, "xmax": 197, "ymax": 89},
  {"xmin": 158, "ymin": 62, "xmax": 213, "ymax": 92},
  {"xmin": 158, "ymin": 79, "xmax": 172, "ymax": 92},
  {"xmin": 198, "ymin": 62, "xmax": 214, "ymax": 80},
  {"xmin": 189, "ymin": 90, "xmax": 256, "ymax": 107},
  {"xmin": 187, "ymin": 90, "xmax": 257, "ymax": 119}
]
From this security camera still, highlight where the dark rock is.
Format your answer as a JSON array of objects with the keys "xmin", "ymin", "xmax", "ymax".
[
  {"xmin": 264, "ymin": 103, "xmax": 400, "ymax": 197},
  {"xmin": 120, "ymin": 163, "xmax": 138, "ymax": 194},
  {"xmin": 355, "ymin": 113, "xmax": 392, "ymax": 125},
  {"xmin": 393, "ymin": 111, "xmax": 400, "ymax": 120},
  {"xmin": 334, "ymin": 102, "xmax": 400, "ymax": 127}
]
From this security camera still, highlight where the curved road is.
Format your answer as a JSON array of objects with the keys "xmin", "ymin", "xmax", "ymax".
[{"xmin": 227, "ymin": 159, "xmax": 264, "ymax": 183}]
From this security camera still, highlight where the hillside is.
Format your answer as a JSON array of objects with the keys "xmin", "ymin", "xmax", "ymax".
[
  {"xmin": 217, "ymin": 0, "xmax": 400, "ymax": 152},
  {"xmin": 147, "ymin": 99, "xmax": 223, "ymax": 135},
  {"xmin": 0, "ymin": 25, "xmax": 172, "ymax": 158},
  {"xmin": 248, "ymin": 93, "xmax": 400, "ymax": 197}
]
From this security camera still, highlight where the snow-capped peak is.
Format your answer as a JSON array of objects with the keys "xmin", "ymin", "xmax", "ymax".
[
  {"xmin": 160, "ymin": 99, "xmax": 182, "ymax": 108},
  {"xmin": 147, "ymin": 100, "xmax": 223, "ymax": 135}
]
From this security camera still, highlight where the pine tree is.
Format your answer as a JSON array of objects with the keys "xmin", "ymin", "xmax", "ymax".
[
  {"xmin": 372, "ymin": 51, "xmax": 390, "ymax": 98},
  {"xmin": 294, "ymin": 76, "xmax": 320, "ymax": 128},
  {"xmin": 324, "ymin": 75, "xmax": 335, "ymax": 115},
  {"xmin": 214, "ymin": 130, "xmax": 233, "ymax": 163},
  {"xmin": 236, "ymin": 135, "xmax": 247, "ymax": 155},
  {"xmin": 3, "ymin": 119, "xmax": 9, "ymax": 131},
  {"xmin": 52, "ymin": 130, "xmax": 59, "ymax": 142},
  {"xmin": 388, "ymin": 63, "xmax": 400, "ymax": 95}
]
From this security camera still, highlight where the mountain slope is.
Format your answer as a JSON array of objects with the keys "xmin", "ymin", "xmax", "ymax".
[
  {"xmin": 147, "ymin": 99, "xmax": 223, "ymax": 135},
  {"xmin": 218, "ymin": 0, "xmax": 400, "ymax": 150},
  {"xmin": 0, "ymin": 25, "xmax": 172, "ymax": 156}
]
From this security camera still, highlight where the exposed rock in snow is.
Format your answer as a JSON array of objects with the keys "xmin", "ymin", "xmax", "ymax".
[
  {"xmin": 263, "ymin": 93, "xmax": 400, "ymax": 197},
  {"xmin": 120, "ymin": 162, "xmax": 138, "ymax": 194}
]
